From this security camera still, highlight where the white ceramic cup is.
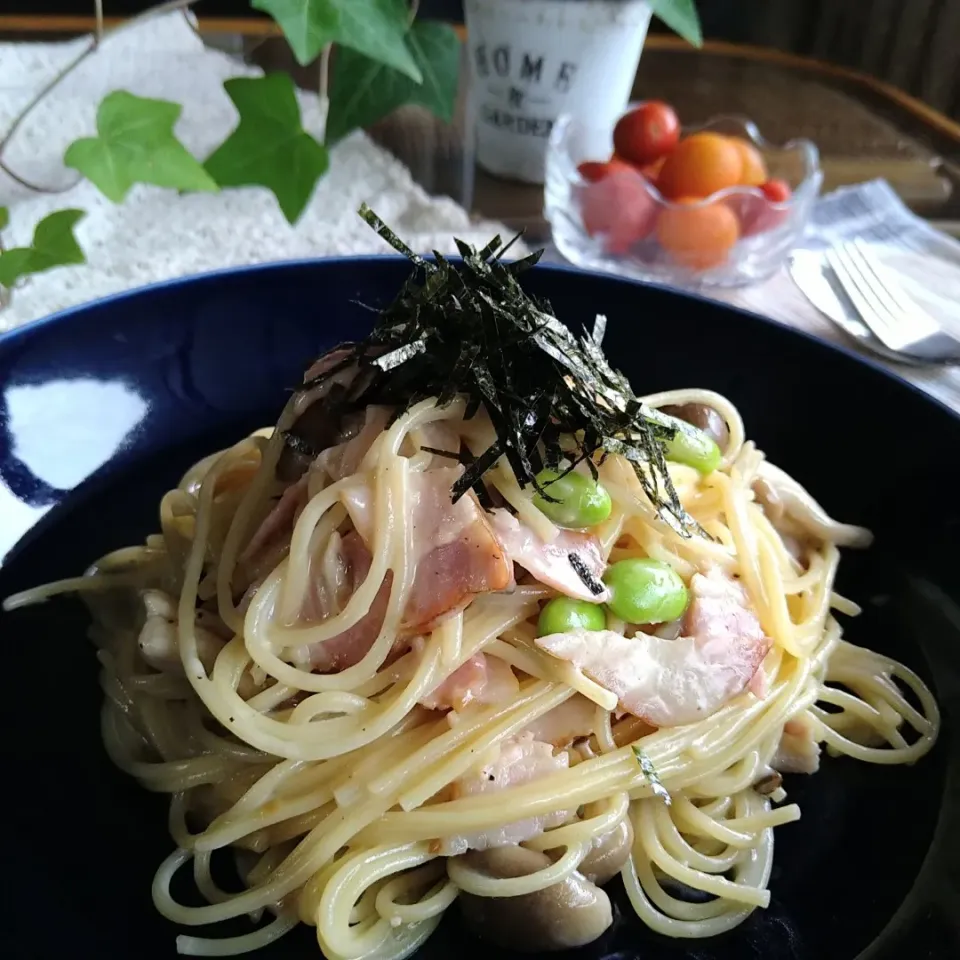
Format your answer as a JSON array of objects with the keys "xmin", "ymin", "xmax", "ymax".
[{"xmin": 464, "ymin": 0, "xmax": 653, "ymax": 184}]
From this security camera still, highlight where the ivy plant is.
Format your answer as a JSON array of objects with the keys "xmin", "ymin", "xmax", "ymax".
[
  {"xmin": 0, "ymin": 209, "xmax": 87, "ymax": 290},
  {"xmin": 0, "ymin": 0, "xmax": 702, "ymax": 303}
]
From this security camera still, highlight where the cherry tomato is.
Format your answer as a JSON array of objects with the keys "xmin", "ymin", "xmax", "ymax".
[
  {"xmin": 581, "ymin": 171, "xmax": 658, "ymax": 254},
  {"xmin": 657, "ymin": 133, "xmax": 744, "ymax": 200},
  {"xmin": 656, "ymin": 197, "xmax": 740, "ymax": 270},
  {"xmin": 613, "ymin": 102, "xmax": 680, "ymax": 168},
  {"xmin": 578, "ymin": 156, "xmax": 635, "ymax": 183},
  {"xmin": 740, "ymin": 178, "xmax": 792, "ymax": 236},
  {"xmin": 729, "ymin": 137, "xmax": 768, "ymax": 187},
  {"xmin": 639, "ymin": 155, "xmax": 666, "ymax": 183},
  {"xmin": 760, "ymin": 178, "xmax": 792, "ymax": 203}
]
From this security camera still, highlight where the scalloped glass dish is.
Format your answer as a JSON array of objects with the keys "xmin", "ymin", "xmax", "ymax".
[{"xmin": 545, "ymin": 113, "xmax": 823, "ymax": 289}]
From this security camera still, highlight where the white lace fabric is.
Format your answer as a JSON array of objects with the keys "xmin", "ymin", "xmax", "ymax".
[{"xmin": 0, "ymin": 14, "xmax": 515, "ymax": 331}]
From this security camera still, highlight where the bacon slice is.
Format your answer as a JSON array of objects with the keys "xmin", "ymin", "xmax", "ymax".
[
  {"xmin": 440, "ymin": 736, "xmax": 571, "ymax": 855},
  {"xmin": 341, "ymin": 466, "xmax": 513, "ymax": 634},
  {"xmin": 773, "ymin": 715, "xmax": 822, "ymax": 774},
  {"xmin": 521, "ymin": 694, "xmax": 598, "ymax": 749},
  {"xmin": 535, "ymin": 568, "xmax": 771, "ymax": 727},
  {"xmin": 292, "ymin": 468, "xmax": 512, "ymax": 673},
  {"xmin": 295, "ymin": 532, "xmax": 396, "ymax": 673},
  {"xmin": 488, "ymin": 509, "xmax": 611, "ymax": 604},
  {"xmin": 312, "ymin": 405, "xmax": 392, "ymax": 484},
  {"xmin": 420, "ymin": 653, "xmax": 520, "ymax": 712},
  {"xmin": 238, "ymin": 475, "xmax": 309, "ymax": 571}
]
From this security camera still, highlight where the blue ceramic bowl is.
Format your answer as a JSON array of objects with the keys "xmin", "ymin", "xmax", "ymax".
[{"xmin": 1, "ymin": 259, "xmax": 958, "ymax": 960}]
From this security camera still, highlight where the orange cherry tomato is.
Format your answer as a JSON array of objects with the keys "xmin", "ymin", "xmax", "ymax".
[
  {"xmin": 657, "ymin": 133, "xmax": 744, "ymax": 200},
  {"xmin": 729, "ymin": 137, "xmax": 768, "ymax": 187},
  {"xmin": 578, "ymin": 156, "xmax": 636, "ymax": 183},
  {"xmin": 582, "ymin": 171, "xmax": 658, "ymax": 254},
  {"xmin": 613, "ymin": 102, "xmax": 680, "ymax": 168},
  {"xmin": 656, "ymin": 197, "xmax": 740, "ymax": 269}
]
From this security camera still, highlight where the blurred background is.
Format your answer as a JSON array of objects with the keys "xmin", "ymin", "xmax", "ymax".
[
  {"xmin": 2, "ymin": 0, "xmax": 959, "ymax": 341},
  {"xmin": 6, "ymin": 1, "xmax": 957, "ymax": 119}
]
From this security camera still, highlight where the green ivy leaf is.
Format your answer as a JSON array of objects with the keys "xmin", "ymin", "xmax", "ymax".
[
  {"xmin": 650, "ymin": 0, "xmax": 703, "ymax": 48},
  {"xmin": 326, "ymin": 20, "xmax": 459, "ymax": 145},
  {"xmin": 252, "ymin": 0, "xmax": 421, "ymax": 81},
  {"xmin": 64, "ymin": 91, "xmax": 218, "ymax": 202},
  {"xmin": 204, "ymin": 74, "xmax": 329, "ymax": 224},
  {"xmin": 0, "ymin": 209, "xmax": 86, "ymax": 288},
  {"xmin": 0, "ymin": 207, "xmax": 9, "ymax": 231}
]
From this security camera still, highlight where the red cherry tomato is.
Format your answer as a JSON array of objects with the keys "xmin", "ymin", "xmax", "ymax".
[
  {"xmin": 639, "ymin": 155, "xmax": 666, "ymax": 184},
  {"xmin": 613, "ymin": 102, "xmax": 680, "ymax": 168},
  {"xmin": 740, "ymin": 178, "xmax": 793, "ymax": 236},
  {"xmin": 578, "ymin": 156, "xmax": 635, "ymax": 183},
  {"xmin": 581, "ymin": 171, "xmax": 657, "ymax": 255},
  {"xmin": 761, "ymin": 178, "xmax": 792, "ymax": 204}
]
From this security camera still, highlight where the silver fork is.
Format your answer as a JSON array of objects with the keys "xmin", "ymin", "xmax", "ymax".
[{"xmin": 824, "ymin": 238, "xmax": 960, "ymax": 364}]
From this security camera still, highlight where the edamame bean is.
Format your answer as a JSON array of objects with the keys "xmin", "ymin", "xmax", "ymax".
[
  {"xmin": 538, "ymin": 597, "xmax": 607, "ymax": 636},
  {"xmin": 662, "ymin": 419, "xmax": 722, "ymax": 474},
  {"xmin": 603, "ymin": 558, "xmax": 689, "ymax": 624},
  {"xmin": 661, "ymin": 403, "xmax": 729, "ymax": 448},
  {"xmin": 533, "ymin": 468, "xmax": 612, "ymax": 529}
]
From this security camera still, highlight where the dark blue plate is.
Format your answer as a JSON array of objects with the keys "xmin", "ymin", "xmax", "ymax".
[{"xmin": 1, "ymin": 259, "xmax": 958, "ymax": 960}]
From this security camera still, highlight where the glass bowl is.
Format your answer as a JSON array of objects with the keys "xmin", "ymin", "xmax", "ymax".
[{"xmin": 545, "ymin": 113, "xmax": 823, "ymax": 289}]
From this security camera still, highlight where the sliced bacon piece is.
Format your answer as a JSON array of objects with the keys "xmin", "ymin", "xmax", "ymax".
[
  {"xmin": 280, "ymin": 465, "xmax": 510, "ymax": 675},
  {"xmin": 420, "ymin": 653, "xmax": 519, "ymax": 712},
  {"xmin": 440, "ymin": 736, "xmax": 572, "ymax": 855},
  {"xmin": 295, "ymin": 532, "xmax": 396, "ymax": 673},
  {"xmin": 312, "ymin": 405, "xmax": 392, "ymax": 483},
  {"xmin": 341, "ymin": 467, "xmax": 513, "ymax": 634},
  {"xmin": 535, "ymin": 568, "xmax": 771, "ymax": 727},
  {"xmin": 773, "ymin": 715, "xmax": 822, "ymax": 774},
  {"xmin": 238, "ymin": 475, "xmax": 309, "ymax": 570},
  {"xmin": 521, "ymin": 694, "xmax": 598, "ymax": 749},
  {"xmin": 488, "ymin": 509, "xmax": 611, "ymax": 604}
]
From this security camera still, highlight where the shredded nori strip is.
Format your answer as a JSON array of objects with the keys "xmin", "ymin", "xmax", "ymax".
[
  {"xmin": 289, "ymin": 204, "xmax": 700, "ymax": 536},
  {"xmin": 568, "ymin": 553, "xmax": 606, "ymax": 597}
]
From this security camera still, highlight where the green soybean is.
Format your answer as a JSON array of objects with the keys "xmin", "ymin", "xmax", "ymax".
[
  {"xmin": 533, "ymin": 468, "xmax": 612, "ymax": 529},
  {"xmin": 538, "ymin": 597, "xmax": 607, "ymax": 636},
  {"xmin": 603, "ymin": 558, "xmax": 689, "ymax": 625},
  {"xmin": 662, "ymin": 418, "xmax": 722, "ymax": 474}
]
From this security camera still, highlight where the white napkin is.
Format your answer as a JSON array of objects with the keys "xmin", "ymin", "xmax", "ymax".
[
  {"xmin": 0, "ymin": 13, "xmax": 517, "ymax": 331},
  {"xmin": 799, "ymin": 178, "xmax": 960, "ymax": 332}
]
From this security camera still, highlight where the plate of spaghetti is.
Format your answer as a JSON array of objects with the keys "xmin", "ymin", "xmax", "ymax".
[{"xmin": 1, "ymin": 209, "xmax": 957, "ymax": 960}]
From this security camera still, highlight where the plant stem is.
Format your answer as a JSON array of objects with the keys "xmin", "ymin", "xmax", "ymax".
[
  {"xmin": 0, "ymin": 232, "xmax": 7, "ymax": 310},
  {"xmin": 318, "ymin": 43, "xmax": 332, "ymax": 144},
  {"xmin": 0, "ymin": 0, "xmax": 200, "ymax": 194},
  {"xmin": 409, "ymin": 0, "xmax": 421, "ymax": 26}
]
